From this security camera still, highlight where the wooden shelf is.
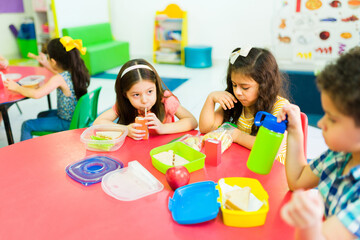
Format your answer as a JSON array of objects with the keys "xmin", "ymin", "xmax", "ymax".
[{"xmin": 153, "ymin": 4, "xmax": 187, "ymax": 65}]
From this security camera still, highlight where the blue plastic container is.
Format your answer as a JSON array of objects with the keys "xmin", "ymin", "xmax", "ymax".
[
  {"xmin": 168, "ymin": 181, "xmax": 220, "ymax": 224},
  {"xmin": 66, "ymin": 155, "xmax": 124, "ymax": 186}
]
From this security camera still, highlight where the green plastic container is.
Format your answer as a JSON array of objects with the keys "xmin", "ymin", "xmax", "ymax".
[
  {"xmin": 17, "ymin": 38, "xmax": 38, "ymax": 59},
  {"xmin": 247, "ymin": 111, "xmax": 287, "ymax": 175},
  {"xmin": 150, "ymin": 142, "xmax": 206, "ymax": 174}
]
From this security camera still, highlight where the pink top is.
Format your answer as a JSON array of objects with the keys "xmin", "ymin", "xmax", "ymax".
[{"xmin": 112, "ymin": 90, "xmax": 180, "ymax": 124}]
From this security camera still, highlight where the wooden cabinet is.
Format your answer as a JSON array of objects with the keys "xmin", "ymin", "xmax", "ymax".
[{"xmin": 153, "ymin": 4, "xmax": 187, "ymax": 64}]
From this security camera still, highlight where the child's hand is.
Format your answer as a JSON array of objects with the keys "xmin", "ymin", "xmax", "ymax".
[
  {"xmin": 281, "ymin": 189, "xmax": 324, "ymax": 229},
  {"xmin": 0, "ymin": 59, "xmax": 8, "ymax": 70},
  {"xmin": 145, "ymin": 113, "xmax": 165, "ymax": 134},
  {"xmin": 127, "ymin": 123, "xmax": 147, "ymax": 140},
  {"xmin": 277, "ymin": 104, "xmax": 302, "ymax": 134},
  {"xmin": 209, "ymin": 91, "xmax": 237, "ymax": 110},
  {"xmin": 28, "ymin": 52, "xmax": 51, "ymax": 69},
  {"xmin": 3, "ymin": 79, "xmax": 20, "ymax": 92}
]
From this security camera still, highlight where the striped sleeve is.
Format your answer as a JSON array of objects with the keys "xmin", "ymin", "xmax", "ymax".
[{"xmin": 271, "ymin": 96, "xmax": 290, "ymax": 117}]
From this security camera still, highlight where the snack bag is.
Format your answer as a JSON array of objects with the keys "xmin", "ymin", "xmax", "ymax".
[
  {"xmin": 175, "ymin": 134, "xmax": 203, "ymax": 151},
  {"xmin": 202, "ymin": 122, "xmax": 236, "ymax": 153}
]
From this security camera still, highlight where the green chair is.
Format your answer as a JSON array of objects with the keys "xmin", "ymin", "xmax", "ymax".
[{"xmin": 32, "ymin": 87, "xmax": 102, "ymax": 136}]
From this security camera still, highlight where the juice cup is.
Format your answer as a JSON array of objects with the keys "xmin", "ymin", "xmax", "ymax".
[{"xmin": 135, "ymin": 117, "xmax": 149, "ymax": 140}]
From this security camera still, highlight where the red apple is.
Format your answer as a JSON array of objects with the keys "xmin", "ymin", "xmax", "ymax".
[{"xmin": 165, "ymin": 166, "xmax": 190, "ymax": 191}]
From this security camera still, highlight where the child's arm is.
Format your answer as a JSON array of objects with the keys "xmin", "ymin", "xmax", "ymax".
[
  {"xmin": 28, "ymin": 52, "xmax": 57, "ymax": 74},
  {"xmin": 230, "ymin": 129, "xmax": 256, "ymax": 149},
  {"xmin": 199, "ymin": 91, "xmax": 237, "ymax": 133},
  {"xmin": 4, "ymin": 74, "xmax": 66, "ymax": 99},
  {"xmin": 281, "ymin": 190, "xmax": 357, "ymax": 240},
  {"xmin": 146, "ymin": 105, "xmax": 198, "ymax": 134},
  {"xmin": 278, "ymin": 104, "xmax": 319, "ymax": 190},
  {"xmin": 93, "ymin": 108, "xmax": 148, "ymax": 140},
  {"xmin": 93, "ymin": 108, "xmax": 119, "ymax": 126}
]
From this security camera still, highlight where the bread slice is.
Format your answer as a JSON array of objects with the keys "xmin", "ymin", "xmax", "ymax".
[
  {"xmin": 96, "ymin": 131, "xmax": 123, "ymax": 140},
  {"xmin": 224, "ymin": 187, "xmax": 251, "ymax": 211}
]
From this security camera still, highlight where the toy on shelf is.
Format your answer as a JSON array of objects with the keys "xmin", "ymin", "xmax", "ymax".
[{"xmin": 153, "ymin": 4, "xmax": 188, "ymax": 65}]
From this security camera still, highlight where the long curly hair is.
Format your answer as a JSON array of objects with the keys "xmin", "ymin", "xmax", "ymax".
[
  {"xmin": 223, "ymin": 47, "xmax": 288, "ymax": 135},
  {"xmin": 115, "ymin": 59, "xmax": 171, "ymax": 125},
  {"xmin": 316, "ymin": 46, "xmax": 360, "ymax": 126},
  {"xmin": 47, "ymin": 38, "xmax": 90, "ymax": 100}
]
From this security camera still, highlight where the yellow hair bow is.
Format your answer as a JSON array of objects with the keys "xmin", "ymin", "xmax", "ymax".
[{"xmin": 60, "ymin": 36, "xmax": 87, "ymax": 55}]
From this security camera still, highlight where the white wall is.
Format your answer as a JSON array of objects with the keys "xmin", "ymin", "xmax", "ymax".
[
  {"xmin": 0, "ymin": 1, "xmax": 32, "ymax": 59},
  {"xmin": 54, "ymin": 0, "xmax": 110, "ymax": 32},
  {"xmin": 1, "ymin": 0, "xmax": 278, "ymax": 61},
  {"xmin": 110, "ymin": 0, "xmax": 277, "ymax": 60}
]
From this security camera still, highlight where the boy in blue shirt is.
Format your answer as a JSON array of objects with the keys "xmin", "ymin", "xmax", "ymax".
[{"xmin": 278, "ymin": 46, "xmax": 360, "ymax": 240}]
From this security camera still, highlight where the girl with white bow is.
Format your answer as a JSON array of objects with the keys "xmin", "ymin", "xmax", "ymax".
[{"xmin": 199, "ymin": 46, "xmax": 290, "ymax": 164}]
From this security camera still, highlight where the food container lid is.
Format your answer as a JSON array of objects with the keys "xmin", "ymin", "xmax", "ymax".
[
  {"xmin": 168, "ymin": 181, "xmax": 220, "ymax": 224},
  {"xmin": 65, "ymin": 155, "xmax": 123, "ymax": 186},
  {"xmin": 102, "ymin": 161, "xmax": 164, "ymax": 201}
]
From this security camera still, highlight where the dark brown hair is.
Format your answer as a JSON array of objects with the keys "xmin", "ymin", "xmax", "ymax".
[
  {"xmin": 115, "ymin": 59, "xmax": 172, "ymax": 125},
  {"xmin": 223, "ymin": 47, "xmax": 288, "ymax": 135},
  {"xmin": 47, "ymin": 38, "xmax": 90, "ymax": 99},
  {"xmin": 316, "ymin": 46, "xmax": 360, "ymax": 126}
]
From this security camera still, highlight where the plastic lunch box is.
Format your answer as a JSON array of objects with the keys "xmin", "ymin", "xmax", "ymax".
[
  {"xmin": 80, "ymin": 124, "xmax": 128, "ymax": 152},
  {"xmin": 150, "ymin": 141, "xmax": 206, "ymax": 174},
  {"xmin": 168, "ymin": 177, "xmax": 269, "ymax": 227}
]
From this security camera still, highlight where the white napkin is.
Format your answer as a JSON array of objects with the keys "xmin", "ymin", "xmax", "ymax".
[{"xmin": 218, "ymin": 179, "xmax": 264, "ymax": 212}]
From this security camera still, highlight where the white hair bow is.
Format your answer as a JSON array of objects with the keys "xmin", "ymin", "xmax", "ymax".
[{"xmin": 229, "ymin": 45, "xmax": 253, "ymax": 64}]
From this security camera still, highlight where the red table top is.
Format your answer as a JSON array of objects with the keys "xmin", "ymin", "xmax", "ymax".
[
  {"xmin": 0, "ymin": 65, "xmax": 53, "ymax": 105},
  {"xmin": 0, "ymin": 129, "xmax": 295, "ymax": 240}
]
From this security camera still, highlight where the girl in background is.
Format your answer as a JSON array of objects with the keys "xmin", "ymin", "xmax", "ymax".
[
  {"xmin": 199, "ymin": 46, "xmax": 290, "ymax": 163},
  {"xmin": 93, "ymin": 58, "xmax": 197, "ymax": 140},
  {"xmin": 4, "ymin": 36, "xmax": 90, "ymax": 141}
]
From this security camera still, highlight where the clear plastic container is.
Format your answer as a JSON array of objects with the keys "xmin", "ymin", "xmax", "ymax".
[
  {"xmin": 102, "ymin": 161, "xmax": 164, "ymax": 201},
  {"xmin": 80, "ymin": 124, "xmax": 128, "ymax": 152}
]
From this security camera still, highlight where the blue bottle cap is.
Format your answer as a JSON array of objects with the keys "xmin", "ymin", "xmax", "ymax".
[{"xmin": 254, "ymin": 111, "xmax": 287, "ymax": 134}]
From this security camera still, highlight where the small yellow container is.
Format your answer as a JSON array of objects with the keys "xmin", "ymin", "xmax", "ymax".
[{"xmin": 218, "ymin": 177, "xmax": 269, "ymax": 227}]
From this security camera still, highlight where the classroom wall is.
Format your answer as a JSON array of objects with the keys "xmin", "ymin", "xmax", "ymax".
[
  {"xmin": 54, "ymin": 0, "xmax": 110, "ymax": 33},
  {"xmin": 110, "ymin": 0, "xmax": 277, "ymax": 60},
  {"xmin": 1, "ymin": 0, "xmax": 280, "ymax": 61},
  {"xmin": 0, "ymin": 1, "xmax": 32, "ymax": 59}
]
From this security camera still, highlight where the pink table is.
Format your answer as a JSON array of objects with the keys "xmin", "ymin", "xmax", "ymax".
[
  {"xmin": 0, "ymin": 66, "xmax": 53, "ymax": 144},
  {"xmin": 0, "ymin": 129, "xmax": 295, "ymax": 240}
]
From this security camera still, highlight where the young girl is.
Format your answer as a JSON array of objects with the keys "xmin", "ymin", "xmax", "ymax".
[
  {"xmin": 4, "ymin": 36, "xmax": 90, "ymax": 141},
  {"xmin": 93, "ymin": 58, "xmax": 198, "ymax": 140},
  {"xmin": 199, "ymin": 46, "xmax": 289, "ymax": 163}
]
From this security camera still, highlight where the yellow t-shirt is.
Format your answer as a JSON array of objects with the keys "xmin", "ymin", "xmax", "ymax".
[{"xmin": 236, "ymin": 96, "xmax": 290, "ymax": 164}]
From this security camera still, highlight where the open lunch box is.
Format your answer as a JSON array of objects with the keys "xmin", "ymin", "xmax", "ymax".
[
  {"xmin": 168, "ymin": 177, "xmax": 269, "ymax": 227},
  {"xmin": 150, "ymin": 141, "xmax": 206, "ymax": 174}
]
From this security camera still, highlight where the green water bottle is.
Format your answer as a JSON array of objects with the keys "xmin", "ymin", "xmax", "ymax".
[{"xmin": 247, "ymin": 111, "xmax": 287, "ymax": 175}]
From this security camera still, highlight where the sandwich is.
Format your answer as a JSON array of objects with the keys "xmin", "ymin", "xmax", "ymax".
[
  {"xmin": 95, "ymin": 131, "xmax": 123, "ymax": 140},
  {"xmin": 224, "ymin": 186, "xmax": 251, "ymax": 211}
]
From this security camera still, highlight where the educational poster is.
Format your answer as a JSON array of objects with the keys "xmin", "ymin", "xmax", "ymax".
[{"xmin": 273, "ymin": 0, "xmax": 360, "ymax": 63}]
